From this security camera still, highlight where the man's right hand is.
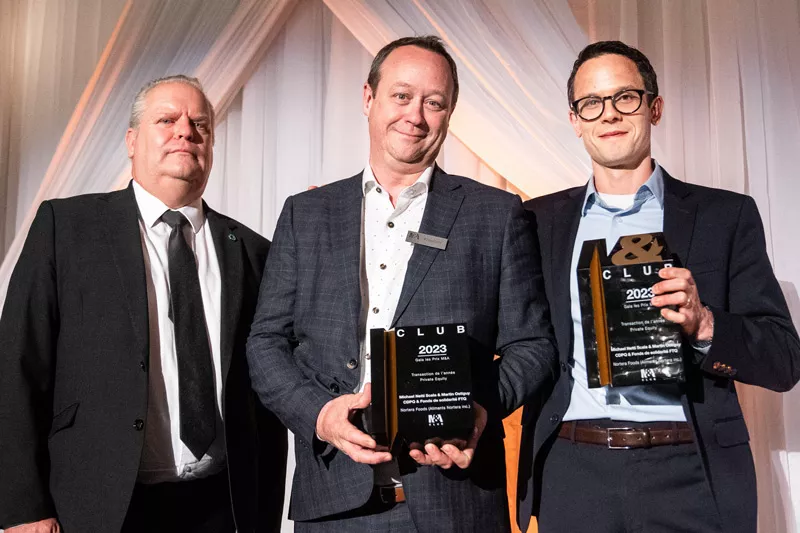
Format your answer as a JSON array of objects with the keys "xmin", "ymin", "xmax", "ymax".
[
  {"xmin": 315, "ymin": 383, "xmax": 393, "ymax": 464},
  {"xmin": 6, "ymin": 518, "xmax": 60, "ymax": 533}
]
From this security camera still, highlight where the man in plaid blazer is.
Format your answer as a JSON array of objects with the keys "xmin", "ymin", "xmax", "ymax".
[{"xmin": 246, "ymin": 36, "xmax": 556, "ymax": 532}]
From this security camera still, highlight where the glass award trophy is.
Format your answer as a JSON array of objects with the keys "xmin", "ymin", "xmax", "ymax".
[
  {"xmin": 577, "ymin": 233, "xmax": 685, "ymax": 388},
  {"xmin": 364, "ymin": 323, "xmax": 473, "ymax": 453}
]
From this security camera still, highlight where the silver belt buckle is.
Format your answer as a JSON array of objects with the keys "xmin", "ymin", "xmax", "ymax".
[{"xmin": 606, "ymin": 427, "xmax": 636, "ymax": 449}]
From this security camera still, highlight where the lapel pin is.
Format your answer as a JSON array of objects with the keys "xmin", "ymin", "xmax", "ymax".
[{"xmin": 228, "ymin": 233, "xmax": 237, "ymax": 242}]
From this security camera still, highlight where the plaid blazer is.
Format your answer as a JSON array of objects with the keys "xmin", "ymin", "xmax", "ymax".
[{"xmin": 247, "ymin": 167, "xmax": 556, "ymax": 531}]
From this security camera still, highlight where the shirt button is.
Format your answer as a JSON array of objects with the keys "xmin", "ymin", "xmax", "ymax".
[
  {"xmin": 560, "ymin": 362, "xmax": 568, "ymax": 372},
  {"xmin": 372, "ymin": 307, "xmax": 379, "ymax": 314},
  {"xmin": 380, "ymin": 263, "xmax": 387, "ymax": 270},
  {"xmin": 376, "ymin": 187, "xmax": 382, "ymax": 194},
  {"xmin": 365, "ymin": 353, "xmax": 371, "ymax": 360},
  {"xmin": 387, "ymin": 221, "xmax": 394, "ymax": 228},
  {"xmin": 133, "ymin": 419, "xmax": 144, "ymax": 431},
  {"xmin": 549, "ymin": 414, "xmax": 560, "ymax": 424},
  {"xmin": 185, "ymin": 465, "xmax": 193, "ymax": 473},
  {"xmin": 347, "ymin": 359, "xmax": 358, "ymax": 370},
  {"xmin": 139, "ymin": 361, "xmax": 147, "ymax": 372},
  {"xmin": 329, "ymin": 383, "xmax": 340, "ymax": 394}
]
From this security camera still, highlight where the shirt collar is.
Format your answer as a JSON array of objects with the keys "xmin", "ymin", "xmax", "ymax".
[
  {"xmin": 581, "ymin": 159, "xmax": 666, "ymax": 216},
  {"xmin": 132, "ymin": 179, "xmax": 206, "ymax": 233},
  {"xmin": 362, "ymin": 163, "xmax": 434, "ymax": 198}
]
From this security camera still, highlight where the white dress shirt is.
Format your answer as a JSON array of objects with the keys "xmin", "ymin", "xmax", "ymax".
[
  {"xmin": 132, "ymin": 180, "xmax": 226, "ymax": 483},
  {"xmin": 357, "ymin": 165, "xmax": 433, "ymax": 392}
]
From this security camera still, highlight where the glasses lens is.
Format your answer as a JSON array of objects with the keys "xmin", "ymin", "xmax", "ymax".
[
  {"xmin": 613, "ymin": 90, "xmax": 643, "ymax": 114},
  {"xmin": 577, "ymin": 98, "xmax": 604, "ymax": 121}
]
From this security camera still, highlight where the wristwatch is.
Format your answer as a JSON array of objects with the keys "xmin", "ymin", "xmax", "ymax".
[{"xmin": 692, "ymin": 305, "xmax": 714, "ymax": 350}]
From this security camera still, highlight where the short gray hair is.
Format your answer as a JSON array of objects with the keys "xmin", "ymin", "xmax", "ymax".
[{"xmin": 128, "ymin": 74, "xmax": 215, "ymax": 130}]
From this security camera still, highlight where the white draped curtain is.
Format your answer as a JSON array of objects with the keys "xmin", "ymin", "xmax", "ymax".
[
  {"xmin": 0, "ymin": 0, "xmax": 127, "ymax": 253},
  {"xmin": 1, "ymin": 1, "xmax": 799, "ymax": 532}
]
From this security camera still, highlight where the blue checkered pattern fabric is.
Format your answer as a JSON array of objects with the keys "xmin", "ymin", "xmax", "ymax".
[{"xmin": 246, "ymin": 168, "xmax": 556, "ymax": 531}]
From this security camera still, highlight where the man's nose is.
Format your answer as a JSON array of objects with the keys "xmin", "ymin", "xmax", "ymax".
[
  {"xmin": 405, "ymin": 100, "xmax": 426, "ymax": 126},
  {"xmin": 174, "ymin": 115, "xmax": 195, "ymax": 139},
  {"xmin": 600, "ymin": 99, "xmax": 622, "ymax": 122}
]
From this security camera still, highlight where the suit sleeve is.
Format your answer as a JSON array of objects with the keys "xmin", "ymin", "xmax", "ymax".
[
  {"xmin": 699, "ymin": 196, "xmax": 800, "ymax": 391},
  {"xmin": 0, "ymin": 202, "xmax": 59, "ymax": 527},
  {"xmin": 246, "ymin": 196, "xmax": 333, "ymax": 449},
  {"xmin": 494, "ymin": 196, "xmax": 558, "ymax": 415}
]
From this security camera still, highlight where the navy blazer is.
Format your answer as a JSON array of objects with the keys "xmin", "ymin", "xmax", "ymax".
[
  {"xmin": 517, "ymin": 172, "xmax": 800, "ymax": 533},
  {"xmin": 247, "ymin": 167, "xmax": 556, "ymax": 531}
]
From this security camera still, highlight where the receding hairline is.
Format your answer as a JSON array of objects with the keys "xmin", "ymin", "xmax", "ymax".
[
  {"xmin": 367, "ymin": 36, "xmax": 459, "ymax": 106},
  {"xmin": 372, "ymin": 46, "xmax": 455, "ymax": 95},
  {"xmin": 129, "ymin": 75, "xmax": 215, "ymax": 130},
  {"xmin": 143, "ymin": 82, "xmax": 212, "ymax": 115}
]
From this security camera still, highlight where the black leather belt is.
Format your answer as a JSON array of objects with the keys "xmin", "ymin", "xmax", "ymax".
[
  {"xmin": 558, "ymin": 420, "xmax": 694, "ymax": 449},
  {"xmin": 378, "ymin": 485, "xmax": 406, "ymax": 503}
]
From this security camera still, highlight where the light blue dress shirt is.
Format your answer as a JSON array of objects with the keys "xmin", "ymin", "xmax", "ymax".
[{"xmin": 563, "ymin": 162, "xmax": 686, "ymax": 422}]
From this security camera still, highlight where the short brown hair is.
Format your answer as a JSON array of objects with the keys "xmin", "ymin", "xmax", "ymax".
[
  {"xmin": 367, "ymin": 36, "xmax": 459, "ymax": 106},
  {"xmin": 567, "ymin": 41, "xmax": 658, "ymax": 105}
]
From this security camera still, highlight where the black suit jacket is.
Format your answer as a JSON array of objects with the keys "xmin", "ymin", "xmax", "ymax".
[
  {"xmin": 0, "ymin": 183, "xmax": 287, "ymax": 532},
  {"xmin": 517, "ymin": 172, "xmax": 800, "ymax": 533},
  {"xmin": 246, "ymin": 168, "xmax": 556, "ymax": 531}
]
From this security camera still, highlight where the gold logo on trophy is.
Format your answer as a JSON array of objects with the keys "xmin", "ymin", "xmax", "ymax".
[
  {"xmin": 610, "ymin": 234, "xmax": 664, "ymax": 265},
  {"xmin": 577, "ymin": 232, "xmax": 685, "ymax": 389}
]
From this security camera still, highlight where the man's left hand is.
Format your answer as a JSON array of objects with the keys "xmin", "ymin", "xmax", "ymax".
[
  {"xmin": 651, "ymin": 267, "xmax": 713, "ymax": 341},
  {"xmin": 408, "ymin": 402, "xmax": 487, "ymax": 469}
]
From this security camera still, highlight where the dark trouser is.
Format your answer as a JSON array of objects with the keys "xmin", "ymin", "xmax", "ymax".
[
  {"xmin": 294, "ymin": 487, "xmax": 417, "ymax": 533},
  {"xmin": 536, "ymin": 424, "xmax": 724, "ymax": 533},
  {"xmin": 121, "ymin": 469, "xmax": 235, "ymax": 533}
]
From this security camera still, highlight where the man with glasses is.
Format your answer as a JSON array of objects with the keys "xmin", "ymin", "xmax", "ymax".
[{"xmin": 516, "ymin": 41, "xmax": 800, "ymax": 533}]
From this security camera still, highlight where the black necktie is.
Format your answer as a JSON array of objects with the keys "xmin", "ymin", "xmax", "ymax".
[{"xmin": 161, "ymin": 210, "xmax": 216, "ymax": 459}]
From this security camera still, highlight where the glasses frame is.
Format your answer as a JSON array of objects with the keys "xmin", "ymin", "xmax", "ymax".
[{"xmin": 571, "ymin": 89, "xmax": 654, "ymax": 122}]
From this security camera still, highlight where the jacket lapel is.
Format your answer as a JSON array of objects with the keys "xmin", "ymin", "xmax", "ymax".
[
  {"xmin": 549, "ymin": 186, "xmax": 585, "ymax": 359},
  {"xmin": 334, "ymin": 176, "xmax": 366, "ymax": 329},
  {"xmin": 206, "ymin": 208, "xmax": 244, "ymax": 385},
  {"xmin": 98, "ymin": 182, "xmax": 149, "ymax": 358},
  {"xmin": 662, "ymin": 172, "xmax": 698, "ymax": 267},
  {"xmin": 391, "ymin": 168, "xmax": 464, "ymax": 327}
]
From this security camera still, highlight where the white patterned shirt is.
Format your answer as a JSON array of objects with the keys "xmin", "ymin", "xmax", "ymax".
[{"xmin": 357, "ymin": 165, "xmax": 433, "ymax": 391}]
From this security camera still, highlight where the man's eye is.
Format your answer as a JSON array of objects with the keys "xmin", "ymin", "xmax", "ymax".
[
  {"xmin": 617, "ymin": 93, "xmax": 635, "ymax": 102},
  {"xmin": 426, "ymin": 100, "xmax": 443, "ymax": 109},
  {"xmin": 159, "ymin": 118, "xmax": 174, "ymax": 124},
  {"xmin": 581, "ymin": 99, "xmax": 602, "ymax": 109},
  {"xmin": 394, "ymin": 93, "xmax": 409, "ymax": 101}
]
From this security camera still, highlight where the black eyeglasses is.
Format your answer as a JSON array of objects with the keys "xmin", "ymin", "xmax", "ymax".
[{"xmin": 571, "ymin": 89, "xmax": 654, "ymax": 121}]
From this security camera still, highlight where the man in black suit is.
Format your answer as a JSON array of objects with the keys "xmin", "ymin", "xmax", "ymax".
[
  {"xmin": 517, "ymin": 41, "xmax": 800, "ymax": 533},
  {"xmin": 0, "ymin": 75, "xmax": 286, "ymax": 532},
  {"xmin": 246, "ymin": 36, "xmax": 556, "ymax": 532}
]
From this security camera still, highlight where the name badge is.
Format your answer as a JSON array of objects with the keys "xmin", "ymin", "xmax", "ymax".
[{"xmin": 406, "ymin": 231, "xmax": 448, "ymax": 250}]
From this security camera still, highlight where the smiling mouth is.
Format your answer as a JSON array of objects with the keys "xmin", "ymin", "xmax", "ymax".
[
  {"xmin": 599, "ymin": 131, "xmax": 627, "ymax": 138},
  {"xmin": 393, "ymin": 129, "xmax": 426, "ymax": 139}
]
